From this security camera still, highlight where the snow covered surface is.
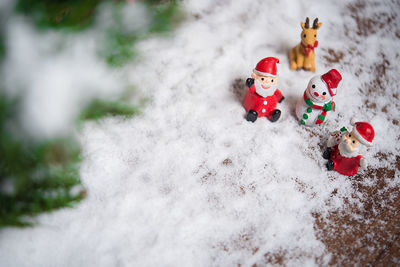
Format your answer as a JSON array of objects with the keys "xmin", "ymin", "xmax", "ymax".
[{"xmin": 1, "ymin": 0, "xmax": 399, "ymax": 266}]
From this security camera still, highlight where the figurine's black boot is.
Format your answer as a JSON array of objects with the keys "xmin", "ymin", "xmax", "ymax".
[
  {"xmin": 326, "ymin": 160, "xmax": 334, "ymax": 171},
  {"xmin": 269, "ymin": 109, "xmax": 281, "ymax": 122},
  {"xmin": 323, "ymin": 147, "xmax": 332, "ymax": 159},
  {"xmin": 246, "ymin": 110, "xmax": 258, "ymax": 123},
  {"xmin": 245, "ymin": 78, "xmax": 254, "ymax": 88}
]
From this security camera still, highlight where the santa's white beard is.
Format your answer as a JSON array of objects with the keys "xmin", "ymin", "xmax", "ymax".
[
  {"xmin": 338, "ymin": 139, "xmax": 359, "ymax": 158},
  {"xmin": 255, "ymin": 80, "xmax": 277, "ymax": 97}
]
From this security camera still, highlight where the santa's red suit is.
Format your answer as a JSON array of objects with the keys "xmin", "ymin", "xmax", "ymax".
[
  {"xmin": 326, "ymin": 120, "xmax": 375, "ymax": 176},
  {"xmin": 243, "ymin": 87, "xmax": 283, "ymax": 120},
  {"xmin": 243, "ymin": 57, "xmax": 283, "ymax": 120},
  {"xmin": 330, "ymin": 145, "xmax": 363, "ymax": 176}
]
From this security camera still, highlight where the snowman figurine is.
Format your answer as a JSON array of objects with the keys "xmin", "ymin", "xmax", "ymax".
[{"xmin": 296, "ymin": 69, "xmax": 342, "ymax": 126}]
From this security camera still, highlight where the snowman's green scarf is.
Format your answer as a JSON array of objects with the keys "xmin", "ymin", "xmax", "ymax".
[{"xmin": 301, "ymin": 91, "xmax": 335, "ymax": 125}]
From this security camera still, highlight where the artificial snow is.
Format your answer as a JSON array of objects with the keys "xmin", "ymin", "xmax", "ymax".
[{"xmin": 1, "ymin": 0, "xmax": 399, "ymax": 266}]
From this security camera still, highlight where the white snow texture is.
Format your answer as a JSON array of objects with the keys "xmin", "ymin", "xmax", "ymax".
[{"xmin": 1, "ymin": 0, "xmax": 399, "ymax": 266}]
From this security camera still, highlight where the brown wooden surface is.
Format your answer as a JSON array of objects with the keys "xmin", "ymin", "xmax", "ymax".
[{"xmin": 313, "ymin": 1, "xmax": 400, "ymax": 264}]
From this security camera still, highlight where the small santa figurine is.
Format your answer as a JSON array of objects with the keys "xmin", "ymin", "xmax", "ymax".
[
  {"xmin": 243, "ymin": 57, "xmax": 284, "ymax": 123},
  {"xmin": 295, "ymin": 69, "xmax": 342, "ymax": 126},
  {"xmin": 323, "ymin": 118, "xmax": 375, "ymax": 176}
]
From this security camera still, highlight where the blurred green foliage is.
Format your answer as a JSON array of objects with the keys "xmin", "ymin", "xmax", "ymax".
[
  {"xmin": 16, "ymin": 0, "xmax": 101, "ymax": 31},
  {"xmin": 102, "ymin": 0, "xmax": 182, "ymax": 67},
  {"xmin": 147, "ymin": 0, "xmax": 181, "ymax": 33},
  {"xmin": 0, "ymin": 96, "xmax": 85, "ymax": 227},
  {"xmin": 0, "ymin": 33, "xmax": 4, "ymax": 62},
  {"xmin": 1, "ymin": 0, "xmax": 181, "ymax": 228},
  {"xmin": 80, "ymin": 98, "xmax": 140, "ymax": 121},
  {"xmin": 15, "ymin": 0, "xmax": 182, "ymax": 67}
]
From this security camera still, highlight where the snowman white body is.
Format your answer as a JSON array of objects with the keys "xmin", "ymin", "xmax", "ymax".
[{"xmin": 296, "ymin": 75, "xmax": 333, "ymax": 126}]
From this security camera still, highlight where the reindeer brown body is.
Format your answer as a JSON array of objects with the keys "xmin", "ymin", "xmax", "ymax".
[{"xmin": 290, "ymin": 18, "xmax": 322, "ymax": 72}]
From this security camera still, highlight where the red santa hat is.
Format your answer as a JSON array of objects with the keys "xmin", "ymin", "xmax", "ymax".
[
  {"xmin": 350, "ymin": 118, "xmax": 375, "ymax": 147},
  {"xmin": 253, "ymin": 57, "xmax": 279, "ymax": 77},
  {"xmin": 321, "ymin": 69, "xmax": 342, "ymax": 96}
]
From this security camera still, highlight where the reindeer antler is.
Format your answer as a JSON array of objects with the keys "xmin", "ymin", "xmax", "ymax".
[
  {"xmin": 304, "ymin": 17, "xmax": 310, "ymax": 29},
  {"xmin": 313, "ymin": 18, "xmax": 319, "ymax": 29}
]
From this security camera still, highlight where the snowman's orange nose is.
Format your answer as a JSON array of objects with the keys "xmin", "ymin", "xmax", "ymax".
[{"xmin": 314, "ymin": 92, "xmax": 319, "ymax": 97}]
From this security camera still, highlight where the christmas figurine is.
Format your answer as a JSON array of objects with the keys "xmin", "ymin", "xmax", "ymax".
[
  {"xmin": 295, "ymin": 69, "xmax": 342, "ymax": 126},
  {"xmin": 323, "ymin": 119, "xmax": 375, "ymax": 176},
  {"xmin": 243, "ymin": 57, "xmax": 284, "ymax": 123},
  {"xmin": 289, "ymin": 17, "xmax": 322, "ymax": 72}
]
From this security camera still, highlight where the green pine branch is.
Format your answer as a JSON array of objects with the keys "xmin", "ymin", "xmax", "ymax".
[
  {"xmin": 15, "ymin": 0, "xmax": 182, "ymax": 67},
  {"xmin": 1, "ymin": 0, "xmax": 182, "ymax": 228},
  {"xmin": 0, "ymin": 95, "xmax": 85, "ymax": 227},
  {"xmin": 15, "ymin": 0, "xmax": 102, "ymax": 31},
  {"xmin": 79, "ymin": 98, "xmax": 140, "ymax": 121}
]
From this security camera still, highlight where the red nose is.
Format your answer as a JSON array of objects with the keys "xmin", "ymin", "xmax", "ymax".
[{"xmin": 314, "ymin": 92, "xmax": 319, "ymax": 97}]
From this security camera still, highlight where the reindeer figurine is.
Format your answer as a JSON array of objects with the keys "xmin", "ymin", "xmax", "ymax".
[{"xmin": 290, "ymin": 17, "xmax": 322, "ymax": 72}]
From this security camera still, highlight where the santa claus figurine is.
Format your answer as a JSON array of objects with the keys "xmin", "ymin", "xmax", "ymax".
[
  {"xmin": 323, "ymin": 118, "xmax": 375, "ymax": 176},
  {"xmin": 295, "ymin": 69, "xmax": 342, "ymax": 126},
  {"xmin": 243, "ymin": 57, "xmax": 284, "ymax": 123}
]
